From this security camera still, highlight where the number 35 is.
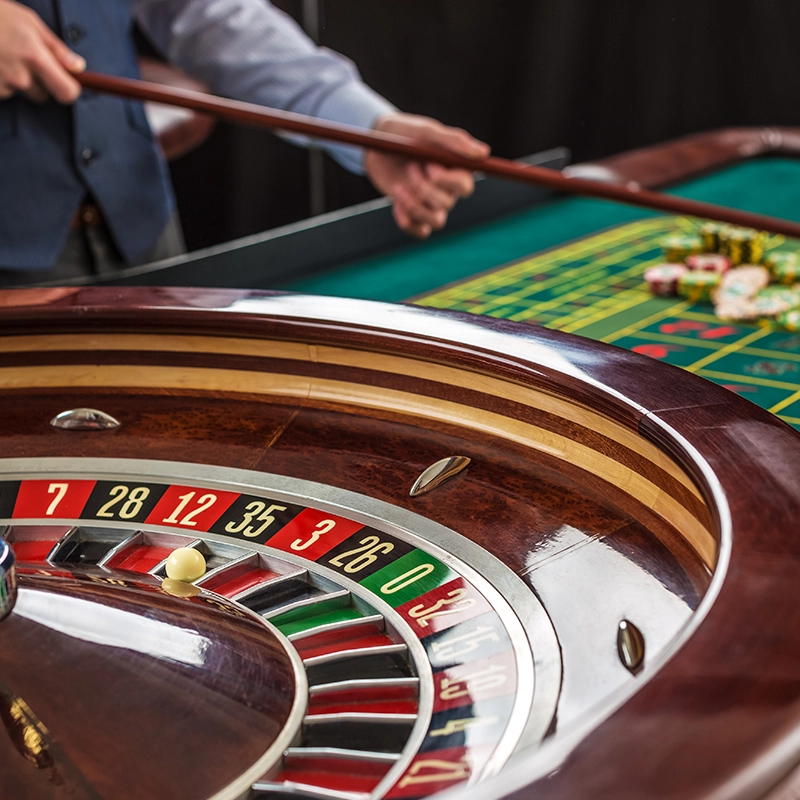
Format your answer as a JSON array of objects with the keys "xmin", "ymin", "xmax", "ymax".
[{"xmin": 225, "ymin": 501, "xmax": 287, "ymax": 538}]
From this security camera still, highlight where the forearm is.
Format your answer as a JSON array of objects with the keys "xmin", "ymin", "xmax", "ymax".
[{"xmin": 135, "ymin": 0, "xmax": 394, "ymax": 172}]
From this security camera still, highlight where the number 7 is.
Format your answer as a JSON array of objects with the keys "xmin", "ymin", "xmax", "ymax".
[{"xmin": 46, "ymin": 483, "xmax": 69, "ymax": 516}]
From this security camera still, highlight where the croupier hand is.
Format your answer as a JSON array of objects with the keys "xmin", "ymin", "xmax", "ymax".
[
  {"xmin": 0, "ymin": 0, "xmax": 84, "ymax": 104},
  {"xmin": 366, "ymin": 112, "xmax": 490, "ymax": 239}
]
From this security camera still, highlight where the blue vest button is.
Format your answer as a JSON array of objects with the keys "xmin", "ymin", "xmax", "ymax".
[
  {"xmin": 65, "ymin": 24, "xmax": 85, "ymax": 44},
  {"xmin": 81, "ymin": 147, "xmax": 96, "ymax": 164}
]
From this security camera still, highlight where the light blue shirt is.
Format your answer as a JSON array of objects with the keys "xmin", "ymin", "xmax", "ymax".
[{"xmin": 135, "ymin": 0, "xmax": 397, "ymax": 174}]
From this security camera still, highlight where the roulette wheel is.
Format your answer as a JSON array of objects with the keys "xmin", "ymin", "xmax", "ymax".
[{"xmin": 1, "ymin": 286, "xmax": 800, "ymax": 800}]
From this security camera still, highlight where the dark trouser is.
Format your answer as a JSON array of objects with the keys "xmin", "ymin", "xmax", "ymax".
[{"xmin": 0, "ymin": 213, "xmax": 186, "ymax": 287}]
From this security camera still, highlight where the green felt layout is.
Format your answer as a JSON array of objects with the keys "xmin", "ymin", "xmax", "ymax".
[
  {"xmin": 416, "ymin": 216, "xmax": 800, "ymax": 431},
  {"xmin": 285, "ymin": 159, "xmax": 800, "ymax": 301},
  {"xmin": 284, "ymin": 158, "xmax": 800, "ymax": 431}
]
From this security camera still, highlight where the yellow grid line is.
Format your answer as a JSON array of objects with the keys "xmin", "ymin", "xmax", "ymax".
[
  {"xmin": 505, "ymin": 263, "xmax": 655, "ymax": 322},
  {"xmin": 419, "ymin": 219, "xmax": 792, "ymax": 322},
  {"xmin": 769, "ymin": 389, "xmax": 800, "ymax": 414},
  {"xmin": 743, "ymin": 344, "xmax": 800, "ymax": 361},
  {"xmin": 622, "ymin": 331, "xmax": 737, "ymax": 351},
  {"xmin": 697, "ymin": 369, "xmax": 800, "ymax": 391},
  {"xmin": 460, "ymin": 240, "xmax": 668, "ymax": 316},
  {"xmin": 429, "ymin": 259, "xmax": 566, "ymax": 305},
  {"xmin": 418, "ymin": 217, "xmax": 679, "ymax": 309},
  {"xmin": 557, "ymin": 288, "xmax": 653, "ymax": 332},
  {"xmin": 491, "ymin": 244, "xmax": 676, "ymax": 320},
  {"xmin": 683, "ymin": 327, "xmax": 773, "ymax": 374},
  {"xmin": 677, "ymin": 310, "xmax": 740, "ymax": 323},
  {"xmin": 611, "ymin": 333, "xmax": 800, "ymax": 364},
  {"xmin": 601, "ymin": 301, "xmax": 692, "ymax": 343}
]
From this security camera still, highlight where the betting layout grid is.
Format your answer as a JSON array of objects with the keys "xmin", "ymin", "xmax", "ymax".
[
  {"xmin": 414, "ymin": 216, "xmax": 800, "ymax": 431},
  {"xmin": 0, "ymin": 474, "xmax": 530, "ymax": 799}
]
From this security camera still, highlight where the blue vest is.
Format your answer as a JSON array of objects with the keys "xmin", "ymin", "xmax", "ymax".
[{"xmin": 0, "ymin": 0, "xmax": 174, "ymax": 269}]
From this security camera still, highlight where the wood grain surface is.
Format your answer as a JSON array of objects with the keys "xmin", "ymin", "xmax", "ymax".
[{"xmin": 571, "ymin": 126, "xmax": 800, "ymax": 189}]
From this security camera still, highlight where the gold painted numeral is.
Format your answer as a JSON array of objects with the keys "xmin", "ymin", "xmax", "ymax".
[
  {"xmin": 380, "ymin": 563, "xmax": 435, "ymax": 595},
  {"xmin": 397, "ymin": 758, "xmax": 470, "ymax": 788},
  {"xmin": 224, "ymin": 501, "xmax": 287, "ymax": 538},
  {"xmin": 96, "ymin": 485, "xmax": 151, "ymax": 519},
  {"xmin": 291, "ymin": 519, "xmax": 336, "ymax": 551},
  {"xmin": 88, "ymin": 575, "xmax": 127, "ymax": 586},
  {"xmin": 45, "ymin": 482, "xmax": 68, "ymax": 515},
  {"xmin": 407, "ymin": 588, "xmax": 474, "ymax": 627},
  {"xmin": 163, "ymin": 491, "xmax": 217, "ymax": 526},
  {"xmin": 439, "ymin": 663, "xmax": 508, "ymax": 700},
  {"xmin": 329, "ymin": 535, "xmax": 394, "ymax": 573},
  {"xmin": 429, "ymin": 716, "xmax": 498, "ymax": 737}
]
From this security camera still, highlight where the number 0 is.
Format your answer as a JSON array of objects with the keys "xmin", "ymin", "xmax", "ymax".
[{"xmin": 380, "ymin": 563, "xmax": 435, "ymax": 595}]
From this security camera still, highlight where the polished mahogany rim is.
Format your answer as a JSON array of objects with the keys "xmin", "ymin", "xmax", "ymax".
[
  {"xmin": 1, "ymin": 287, "xmax": 800, "ymax": 799},
  {"xmin": 569, "ymin": 125, "xmax": 800, "ymax": 189},
  {"xmin": 0, "ymin": 325, "xmax": 715, "ymax": 567}
]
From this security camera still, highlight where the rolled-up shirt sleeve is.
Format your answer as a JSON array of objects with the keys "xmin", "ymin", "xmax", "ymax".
[{"xmin": 135, "ymin": 0, "xmax": 396, "ymax": 173}]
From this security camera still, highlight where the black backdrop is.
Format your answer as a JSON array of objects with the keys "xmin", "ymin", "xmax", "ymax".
[{"xmin": 165, "ymin": 0, "xmax": 800, "ymax": 251}]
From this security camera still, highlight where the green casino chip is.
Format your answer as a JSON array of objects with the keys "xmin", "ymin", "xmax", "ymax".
[
  {"xmin": 699, "ymin": 222, "xmax": 727, "ymax": 253},
  {"xmin": 775, "ymin": 308, "xmax": 800, "ymax": 332},
  {"xmin": 661, "ymin": 235, "xmax": 704, "ymax": 263},
  {"xmin": 720, "ymin": 227, "xmax": 765, "ymax": 266},
  {"xmin": 677, "ymin": 270, "xmax": 721, "ymax": 304},
  {"xmin": 764, "ymin": 250, "xmax": 798, "ymax": 270},
  {"xmin": 765, "ymin": 252, "xmax": 800, "ymax": 284},
  {"xmin": 751, "ymin": 289, "xmax": 800, "ymax": 320},
  {"xmin": 773, "ymin": 263, "xmax": 800, "ymax": 285}
]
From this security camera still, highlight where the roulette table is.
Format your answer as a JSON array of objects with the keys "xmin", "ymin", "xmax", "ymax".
[
  {"xmin": 93, "ymin": 129, "xmax": 800, "ymax": 432},
  {"xmin": 1, "ymin": 286, "xmax": 800, "ymax": 799}
]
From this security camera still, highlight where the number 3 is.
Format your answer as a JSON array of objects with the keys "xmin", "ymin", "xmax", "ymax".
[
  {"xmin": 291, "ymin": 519, "xmax": 336, "ymax": 551},
  {"xmin": 407, "ymin": 588, "xmax": 474, "ymax": 627}
]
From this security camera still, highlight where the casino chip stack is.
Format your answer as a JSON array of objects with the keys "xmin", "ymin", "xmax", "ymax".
[
  {"xmin": 677, "ymin": 271, "xmax": 721, "ymax": 304},
  {"xmin": 644, "ymin": 264, "xmax": 687, "ymax": 296},
  {"xmin": 776, "ymin": 309, "xmax": 800, "ymax": 331},
  {"xmin": 685, "ymin": 254, "xmax": 730, "ymax": 274},
  {"xmin": 699, "ymin": 222, "xmax": 727, "ymax": 253},
  {"xmin": 713, "ymin": 265, "xmax": 771, "ymax": 321},
  {"xmin": 764, "ymin": 251, "xmax": 800, "ymax": 285},
  {"xmin": 661, "ymin": 235, "xmax": 704, "ymax": 263},
  {"xmin": 719, "ymin": 227, "xmax": 765, "ymax": 266},
  {"xmin": 645, "ymin": 224, "xmax": 800, "ymax": 325},
  {"xmin": 756, "ymin": 286, "xmax": 800, "ymax": 317}
]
